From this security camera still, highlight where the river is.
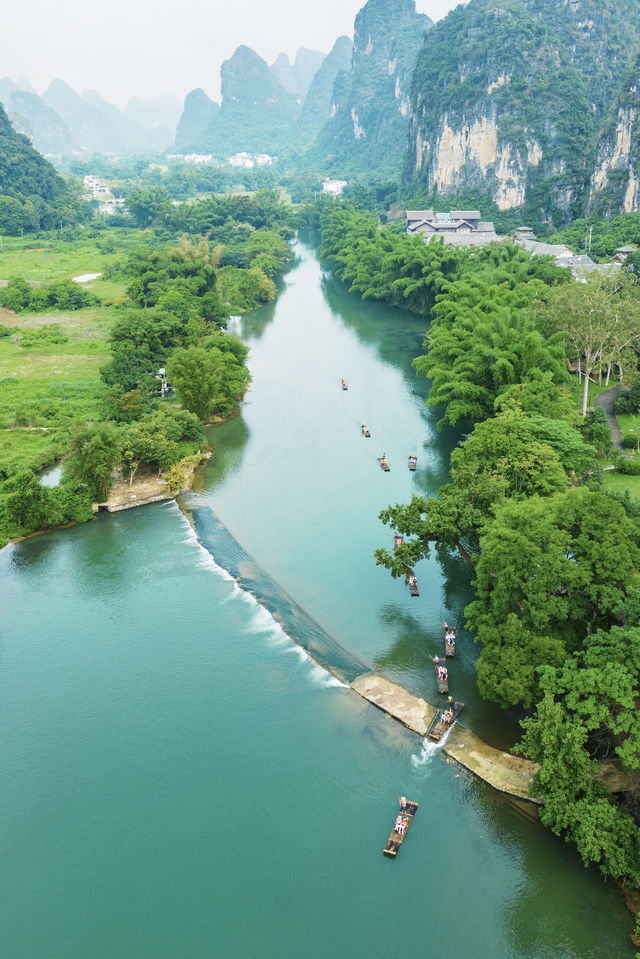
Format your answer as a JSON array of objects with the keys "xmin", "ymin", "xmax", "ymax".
[{"xmin": 0, "ymin": 233, "xmax": 634, "ymax": 957}]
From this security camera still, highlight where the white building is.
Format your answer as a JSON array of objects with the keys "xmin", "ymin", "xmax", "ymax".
[{"xmin": 322, "ymin": 179, "xmax": 347, "ymax": 195}]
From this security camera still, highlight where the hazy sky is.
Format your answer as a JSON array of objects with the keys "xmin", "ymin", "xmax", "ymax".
[{"xmin": 1, "ymin": 0, "xmax": 464, "ymax": 108}]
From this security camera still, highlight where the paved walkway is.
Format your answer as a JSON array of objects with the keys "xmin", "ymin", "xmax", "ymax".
[{"xmin": 595, "ymin": 384, "xmax": 624, "ymax": 450}]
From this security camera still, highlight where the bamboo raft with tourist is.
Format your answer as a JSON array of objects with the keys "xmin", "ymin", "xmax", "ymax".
[
  {"xmin": 378, "ymin": 454, "xmax": 390, "ymax": 471},
  {"xmin": 341, "ymin": 378, "xmax": 348, "ymax": 390},
  {"xmin": 406, "ymin": 570, "xmax": 419, "ymax": 596},
  {"xmin": 433, "ymin": 656, "xmax": 448, "ymax": 693},
  {"xmin": 361, "ymin": 422, "xmax": 371, "ymax": 437},
  {"xmin": 408, "ymin": 455, "xmax": 417, "ymax": 471},
  {"xmin": 428, "ymin": 697, "xmax": 464, "ymax": 742},
  {"xmin": 444, "ymin": 623, "xmax": 456, "ymax": 657},
  {"xmin": 383, "ymin": 797, "xmax": 419, "ymax": 857}
]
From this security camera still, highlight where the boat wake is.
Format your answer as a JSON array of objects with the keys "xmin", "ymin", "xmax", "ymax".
[{"xmin": 173, "ymin": 501, "xmax": 353, "ymax": 691}]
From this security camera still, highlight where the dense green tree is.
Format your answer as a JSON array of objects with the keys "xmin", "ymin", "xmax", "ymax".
[
  {"xmin": 376, "ymin": 408, "xmax": 595, "ymax": 570},
  {"xmin": 167, "ymin": 346, "xmax": 228, "ymax": 422},
  {"xmin": 63, "ymin": 423, "xmax": 122, "ymax": 501},
  {"xmin": 2, "ymin": 470, "xmax": 54, "ymax": 530},
  {"xmin": 466, "ymin": 489, "xmax": 640, "ymax": 705},
  {"xmin": 533, "ymin": 271, "xmax": 640, "ymax": 414},
  {"xmin": 517, "ymin": 694, "xmax": 640, "ymax": 884}
]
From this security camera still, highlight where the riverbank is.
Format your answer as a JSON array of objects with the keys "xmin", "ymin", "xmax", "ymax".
[{"xmin": 0, "ymin": 452, "xmax": 209, "ymax": 551}]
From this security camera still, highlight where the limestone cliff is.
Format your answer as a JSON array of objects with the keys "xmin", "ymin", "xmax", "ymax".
[
  {"xmin": 406, "ymin": 0, "xmax": 593, "ymax": 220},
  {"xmin": 310, "ymin": 0, "xmax": 431, "ymax": 173},
  {"xmin": 589, "ymin": 55, "xmax": 640, "ymax": 216}
]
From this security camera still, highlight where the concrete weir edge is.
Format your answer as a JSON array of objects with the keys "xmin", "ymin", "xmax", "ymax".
[{"xmin": 350, "ymin": 672, "xmax": 542, "ymax": 805}]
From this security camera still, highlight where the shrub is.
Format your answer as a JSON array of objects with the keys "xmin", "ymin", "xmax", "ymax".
[
  {"xmin": 622, "ymin": 434, "xmax": 640, "ymax": 450},
  {"xmin": 616, "ymin": 459, "xmax": 640, "ymax": 475}
]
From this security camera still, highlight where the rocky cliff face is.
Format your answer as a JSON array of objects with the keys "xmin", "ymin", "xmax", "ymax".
[
  {"xmin": 521, "ymin": 0, "xmax": 640, "ymax": 122},
  {"xmin": 310, "ymin": 0, "xmax": 431, "ymax": 173},
  {"xmin": 589, "ymin": 56, "xmax": 640, "ymax": 216},
  {"xmin": 406, "ymin": 0, "xmax": 593, "ymax": 220}
]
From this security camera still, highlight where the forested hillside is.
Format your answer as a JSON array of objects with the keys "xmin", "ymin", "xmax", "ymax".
[{"xmin": 0, "ymin": 104, "xmax": 79, "ymax": 232}]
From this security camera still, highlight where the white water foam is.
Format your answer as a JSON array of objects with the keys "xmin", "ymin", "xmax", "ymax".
[
  {"xmin": 411, "ymin": 719, "xmax": 455, "ymax": 768},
  {"xmin": 171, "ymin": 503, "xmax": 348, "ymax": 690},
  {"xmin": 411, "ymin": 738, "xmax": 443, "ymax": 769}
]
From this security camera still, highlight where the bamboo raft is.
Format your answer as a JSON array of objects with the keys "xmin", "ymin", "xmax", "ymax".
[
  {"xmin": 408, "ymin": 455, "xmax": 417, "ymax": 471},
  {"xmin": 394, "ymin": 533, "xmax": 404, "ymax": 550},
  {"xmin": 361, "ymin": 424, "xmax": 371, "ymax": 438},
  {"xmin": 341, "ymin": 379, "xmax": 348, "ymax": 390},
  {"xmin": 378, "ymin": 456, "xmax": 390, "ymax": 471},
  {"xmin": 428, "ymin": 700, "xmax": 464, "ymax": 742},
  {"xmin": 383, "ymin": 800, "xmax": 419, "ymax": 857},
  {"xmin": 433, "ymin": 656, "xmax": 448, "ymax": 693},
  {"xmin": 444, "ymin": 624, "xmax": 456, "ymax": 657},
  {"xmin": 406, "ymin": 571, "xmax": 419, "ymax": 596}
]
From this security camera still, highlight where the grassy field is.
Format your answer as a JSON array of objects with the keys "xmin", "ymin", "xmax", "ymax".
[
  {"xmin": 0, "ymin": 302, "xmax": 113, "ymax": 473},
  {"xmin": 0, "ymin": 233, "xmax": 128, "ymax": 475},
  {"xmin": 0, "ymin": 229, "xmax": 146, "ymax": 285}
]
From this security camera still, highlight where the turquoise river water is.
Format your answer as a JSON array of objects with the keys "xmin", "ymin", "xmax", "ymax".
[{"xmin": 0, "ymin": 234, "xmax": 634, "ymax": 957}]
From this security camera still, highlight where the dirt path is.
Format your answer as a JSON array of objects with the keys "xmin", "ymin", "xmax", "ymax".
[{"xmin": 595, "ymin": 384, "xmax": 624, "ymax": 450}]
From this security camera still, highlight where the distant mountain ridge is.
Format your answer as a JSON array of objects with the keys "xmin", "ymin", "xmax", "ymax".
[{"xmin": 270, "ymin": 49, "xmax": 325, "ymax": 98}]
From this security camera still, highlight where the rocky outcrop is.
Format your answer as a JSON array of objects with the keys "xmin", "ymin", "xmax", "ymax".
[
  {"xmin": 406, "ymin": 0, "xmax": 593, "ymax": 220},
  {"xmin": 310, "ymin": 0, "xmax": 431, "ymax": 173},
  {"xmin": 589, "ymin": 56, "xmax": 640, "ymax": 216},
  {"xmin": 174, "ymin": 46, "xmax": 300, "ymax": 155}
]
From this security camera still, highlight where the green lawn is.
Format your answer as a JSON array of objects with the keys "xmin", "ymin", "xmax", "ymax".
[
  {"xmin": 616, "ymin": 413, "xmax": 640, "ymax": 446},
  {"xmin": 602, "ymin": 470, "xmax": 640, "ymax": 500}
]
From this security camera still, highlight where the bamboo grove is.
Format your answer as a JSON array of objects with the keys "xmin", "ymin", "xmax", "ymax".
[{"xmin": 319, "ymin": 203, "xmax": 640, "ymax": 911}]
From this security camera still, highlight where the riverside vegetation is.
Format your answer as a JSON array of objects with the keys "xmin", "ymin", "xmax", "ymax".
[
  {"xmin": 319, "ymin": 202, "xmax": 640, "ymax": 937},
  {"xmin": 0, "ymin": 189, "xmax": 296, "ymax": 547}
]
